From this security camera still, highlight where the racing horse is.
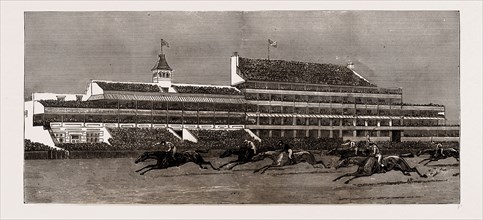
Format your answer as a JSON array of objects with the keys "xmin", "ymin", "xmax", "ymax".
[
  {"xmin": 218, "ymin": 147, "xmax": 264, "ymax": 170},
  {"xmin": 416, "ymin": 148, "xmax": 460, "ymax": 166},
  {"xmin": 333, "ymin": 155, "xmax": 428, "ymax": 184},
  {"xmin": 134, "ymin": 150, "xmax": 219, "ymax": 175},
  {"xmin": 252, "ymin": 150, "xmax": 327, "ymax": 174}
]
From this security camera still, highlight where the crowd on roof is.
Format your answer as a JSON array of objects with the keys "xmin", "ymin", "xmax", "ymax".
[
  {"xmin": 173, "ymin": 85, "xmax": 242, "ymax": 96},
  {"xmin": 96, "ymin": 81, "xmax": 161, "ymax": 93},
  {"xmin": 238, "ymin": 57, "xmax": 376, "ymax": 87}
]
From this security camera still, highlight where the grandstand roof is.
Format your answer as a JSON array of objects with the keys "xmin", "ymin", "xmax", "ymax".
[
  {"xmin": 94, "ymin": 93, "xmax": 246, "ymax": 104},
  {"xmin": 237, "ymin": 57, "xmax": 377, "ymax": 87},
  {"xmin": 95, "ymin": 81, "xmax": 162, "ymax": 93},
  {"xmin": 151, "ymin": 54, "xmax": 172, "ymax": 71}
]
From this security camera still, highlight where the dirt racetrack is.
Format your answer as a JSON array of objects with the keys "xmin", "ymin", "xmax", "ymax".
[{"xmin": 24, "ymin": 155, "xmax": 460, "ymax": 204}]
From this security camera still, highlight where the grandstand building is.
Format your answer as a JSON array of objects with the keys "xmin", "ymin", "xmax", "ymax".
[{"xmin": 24, "ymin": 49, "xmax": 459, "ymax": 146}]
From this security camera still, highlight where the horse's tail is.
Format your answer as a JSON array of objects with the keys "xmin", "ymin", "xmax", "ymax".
[{"xmin": 195, "ymin": 149, "xmax": 209, "ymax": 154}]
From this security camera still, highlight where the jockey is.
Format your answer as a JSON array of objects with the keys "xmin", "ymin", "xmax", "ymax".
[
  {"xmin": 368, "ymin": 141, "xmax": 384, "ymax": 171},
  {"xmin": 342, "ymin": 139, "xmax": 358, "ymax": 155},
  {"xmin": 244, "ymin": 139, "xmax": 257, "ymax": 155},
  {"xmin": 366, "ymin": 134, "xmax": 375, "ymax": 147},
  {"xmin": 161, "ymin": 141, "xmax": 176, "ymax": 164},
  {"xmin": 279, "ymin": 141, "xmax": 294, "ymax": 164},
  {"xmin": 434, "ymin": 142, "xmax": 445, "ymax": 157},
  {"xmin": 166, "ymin": 142, "xmax": 177, "ymax": 157}
]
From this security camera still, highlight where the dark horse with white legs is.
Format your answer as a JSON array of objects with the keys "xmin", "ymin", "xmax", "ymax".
[
  {"xmin": 218, "ymin": 148, "xmax": 263, "ymax": 170},
  {"xmin": 416, "ymin": 148, "xmax": 460, "ymax": 166},
  {"xmin": 252, "ymin": 150, "xmax": 327, "ymax": 174},
  {"xmin": 333, "ymin": 156, "xmax": 428, "ymax": 184},
  {"xmin": 134, "ymin": 150, "xmax": 219, "ymax": 175}
]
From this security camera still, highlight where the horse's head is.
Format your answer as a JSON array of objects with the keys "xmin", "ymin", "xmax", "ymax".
[
  {"xmin": 219, "ymin": 149, "xmax": 233, "ymax": 158},
  {"xmin": 135, "ymin": 152, "xmax": 151, "ymax": 164}
]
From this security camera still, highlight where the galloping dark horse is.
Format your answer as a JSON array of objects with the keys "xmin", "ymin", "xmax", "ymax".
[
  {"xmin": 252, "ymin": 150, "xmax": 327, "ymax": 174},
  {"xmin": 218, "ymin": 147, "xmax": 262, "ymax": 170},
  {"xmin": 416, "ymin": 148, "xmax": 460, "ymax": 165},
  {"xmin": 333, "ymin": 156, "xmax": 428, "ymax": 184},
  {"xmin": 134, "ymin": 150, "xmax": 219, "ymax": 175}
]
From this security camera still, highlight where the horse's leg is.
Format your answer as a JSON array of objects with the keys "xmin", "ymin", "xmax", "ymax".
[
  {"xmin": 401, "ymin": 170, "xmax": 411, "ymax": 176},
  {"xmin": 333, "ymin": 173, "xmax": 354, "ymax": 182},
  {"xmin": 140, "ymin": 166, "xmax": 160, "ymax": 175},
  {"xmin": 411, "ymin": 167, "xmax": 428, "ymax": 178},
  {"xmin": 344, "ymin": 173, "xmax": 372, "ymax": 184},
  {"xmin": 135, "ymin": 164, "xmax": 156, "ymax": 173},
  {"xmin": 227, "ymin": 162, "xmax": 244, "ymax": 170},
  {"xmin": 218, "ymin": 160, "xmax": 238, "ymax": 169},
  {"xmin": 418, "ymin": 158, "xmax": 430, "ymax": 164},
  {"xmin": 335, "ymin": 160, "xmax": 347, "ymax": 169},
  {"xmin": 200, "ymin": 161, "xmax": 219, "ymax": 170},
  {"xmin": 254, "ymin": 164, "xmax": 272, "ymax": 173},
  {"xmin": 260, "ymin": 165, "xmax": 280, "ymax": 174},
  {"xmin": 196, "ymin": 162, "xmax": 208, "ymax": 169},
  {"xmin": 316, "ymin": 160, "xmax": 327, "ymax": 168}
]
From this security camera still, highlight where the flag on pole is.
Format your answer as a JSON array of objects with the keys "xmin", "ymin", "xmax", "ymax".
[
  {"xmin": 161, "ymin": 39, "xmax": 170, "ymax": 48},
  {"xmin": 268, "ymin": 39, "xmax": 277, "ymax": 48}
]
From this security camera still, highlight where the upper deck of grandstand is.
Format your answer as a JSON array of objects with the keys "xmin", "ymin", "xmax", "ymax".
[{"xmin": 236, "ymin": 57, "xmax": 377, "ymax": 87}]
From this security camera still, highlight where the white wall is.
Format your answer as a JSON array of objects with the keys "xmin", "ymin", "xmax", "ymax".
[
  {"xmin": 182, "ymin": 129, "xmax": 198, "ymax": 143},
  {"xmin": 24, "ymin": 101, "xmax": 57, "ymax": 148},
  {"xmin": 230, "ymin": 53, "xmax": 245, "ymax": 86}
]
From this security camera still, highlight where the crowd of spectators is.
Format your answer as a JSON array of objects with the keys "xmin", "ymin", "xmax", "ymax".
[
  {"xmin": 403, "ymin": 120, "xmax": 441, "ymax": 127},
  {"xmin": 96, "ymin": 81, "xmax": 161, "ymax": 93},
  {"xmin": 238, "ymin": 57, "xmax": 376, "ymax": 87},
  {"xmin": 244, "ymin": 92, "xmax": 402, "ymax": 106},
  {"xmin": 259, "ymin": 137, "xmax": 343, "ymax": 151},
  {"xmin": 39, "ymin": 100, "xmax": 119, "ymax": 108},
  {"xmin": 190, "ymin": 129, "xmax": 257, "ymax": 149},
  {"xmin": 402, "ymin": 103, "xmax": 444, "ymax": 107},
  {"xmin": 25, "ymin": 139, "xmax": 67, "ymax": 152},
  {"xmin": 373, "ymin": 141, "xmax": 459, "ymax": 155},
  {"xmin": 107, "ymin": 128, "xmax": 181, "ymax": 150},
  {"xmin": 241, "ymin": 82, "xmax": 403, "ymax": 95},
  {"xmin": 173, "ymin": 85, "xmax": 242, "ymax": 96}
]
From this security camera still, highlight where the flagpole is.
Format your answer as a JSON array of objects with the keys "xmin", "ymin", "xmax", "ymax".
[
  {"xmin": 267, "ymin": 43, "xmax": 270, "ymax": 60},
  {"xmin": 160, "ymin": 39, "xmax": 164, "ymax": 55}
]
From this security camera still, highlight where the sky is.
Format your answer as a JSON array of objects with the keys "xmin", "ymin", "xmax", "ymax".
[{"xmin": 24, "ymin": 11, "xmax": 460, "ymax": 124}]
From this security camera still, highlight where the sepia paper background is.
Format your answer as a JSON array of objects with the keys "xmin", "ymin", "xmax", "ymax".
[{"xmin": 1, "ymin": 1, "xmax": 482, "ymax": 219}]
